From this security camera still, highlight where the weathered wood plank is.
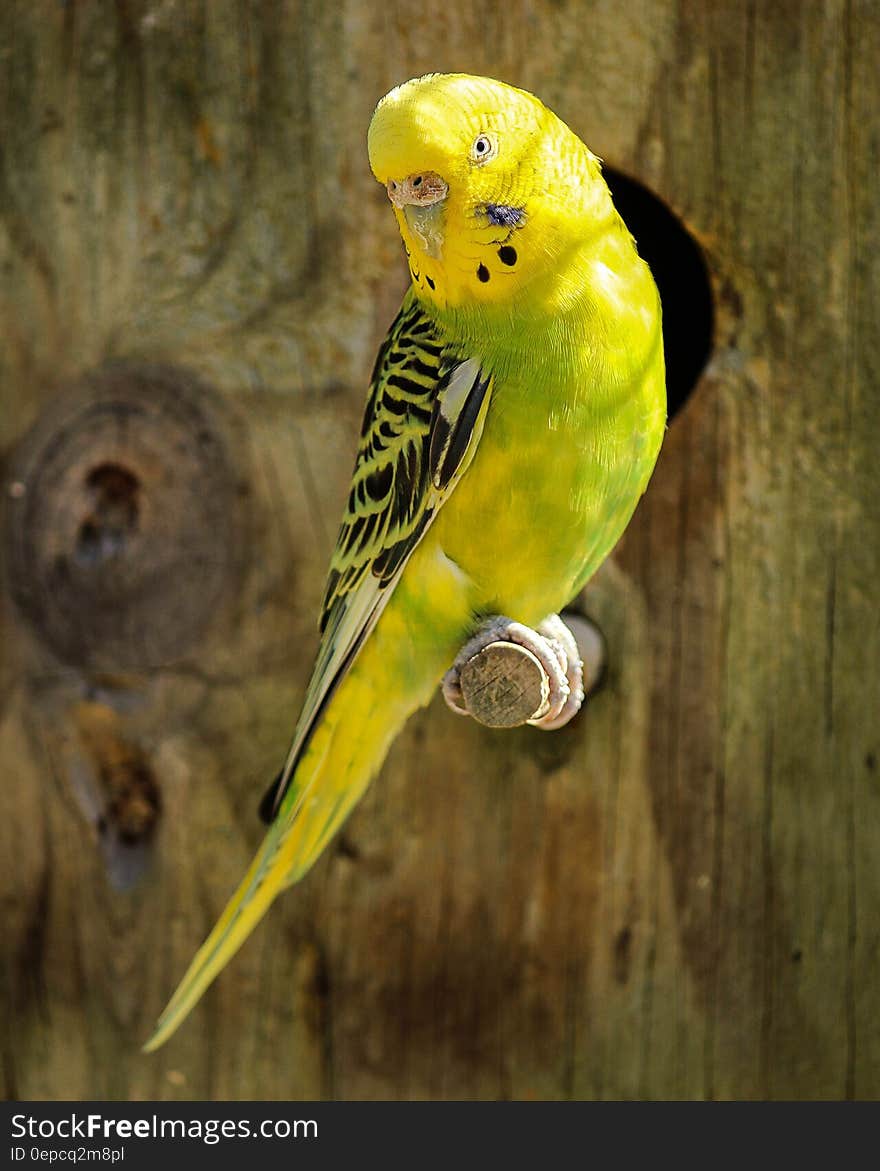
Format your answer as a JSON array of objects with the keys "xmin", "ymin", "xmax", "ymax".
[{"xmin": 1, "ymin": 0, "xmax": 877, "ymax": 1100}]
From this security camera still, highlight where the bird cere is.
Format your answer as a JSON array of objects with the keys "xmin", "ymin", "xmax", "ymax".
[{"xmin": 144, "ymin": 73, "xmax": 666, "ymax": 1051}]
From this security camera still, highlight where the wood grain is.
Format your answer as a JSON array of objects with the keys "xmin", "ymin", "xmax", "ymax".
[
  {"xmin": 1, "ymin": 0, "xmax": 877, "ymax": 1100},
  {"xmin": 459, "ymin": 641, "xmax": 549, "ymax": 728}
]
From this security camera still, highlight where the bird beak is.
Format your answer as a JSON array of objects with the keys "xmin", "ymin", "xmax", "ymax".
[
  {"xmin": 386, "ymin": 171, "xmax": 448, "ymax": 259},
  {"xmin": 386, "ymin": 171, "xmax": 448, "ymax": 209}
]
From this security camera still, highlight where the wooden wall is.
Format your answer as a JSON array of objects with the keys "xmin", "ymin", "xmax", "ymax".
[{"xmin": 1, "ymin": 0, "xmax": 877, "ymax": 1099}]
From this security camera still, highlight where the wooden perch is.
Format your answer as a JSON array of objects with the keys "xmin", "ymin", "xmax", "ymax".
[
  {"xmin": 456, "ymin": 612, "xmax": 606, "ymax": 728},
  {"xmin": 459, "ymin": 640, "xmax": 550, "ymax": 727}
]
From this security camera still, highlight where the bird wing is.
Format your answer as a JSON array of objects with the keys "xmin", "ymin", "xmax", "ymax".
[{"xmin": 265, "ymin": 291, "xmax": 492, "ymax": 818}]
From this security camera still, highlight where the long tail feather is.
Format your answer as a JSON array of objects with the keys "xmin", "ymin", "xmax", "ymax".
[
  {"xmin": 142, "ymin": 721, "xmax": 372, "ymax": 1052},
  {"xmin": 142, "ymin": 618, "xmax": 453, "ymax": 1052},
  {"xmin": 142, "ymin": 830, "xmax": 287, "ymax": 1052}
]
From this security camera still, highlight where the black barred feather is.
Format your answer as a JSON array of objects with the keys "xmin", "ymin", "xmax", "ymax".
[{"xmin": 262, "ymin": 292, "xmax": 493, "ymax": 820}]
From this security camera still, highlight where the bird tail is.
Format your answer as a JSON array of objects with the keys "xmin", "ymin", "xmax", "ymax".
[
  {"xmin": 142, "ymin": 821, "xmax": 289, "ymax": 1052},
  {"xmin": 142, "ymin": 630, "xmax": 446, "ymax": 1053}
]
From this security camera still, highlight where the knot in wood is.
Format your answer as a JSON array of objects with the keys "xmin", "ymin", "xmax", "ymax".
[
  {"xmin": 458, "ymin": 640, "xmax": 549, "ymax": 728},
  {"xmin": 4, "ymin": 363, "xmax": 246, "ymax": 670}
]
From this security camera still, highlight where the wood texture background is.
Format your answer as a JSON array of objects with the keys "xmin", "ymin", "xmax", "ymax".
[{"xmin": 1, "ymin": 0, "xmax": 878, "ymax": 1100}]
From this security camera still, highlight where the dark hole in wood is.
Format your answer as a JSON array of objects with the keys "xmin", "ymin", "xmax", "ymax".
[
  {"xmin": 603, "ymin": 167, "xmax": 714, "ymax": 421},
  {"xmin": 105, "ymin": 756, "xmax": 161, "ymax": 846},
  {"xmin": 74, "ymin": 462, "xmax": 140, "ymax": 567}
]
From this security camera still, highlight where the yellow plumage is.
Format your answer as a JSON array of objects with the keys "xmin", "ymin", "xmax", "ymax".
[{"xmin": 144, "ymin": 73, "xmax": 665, "ymax": 1051}]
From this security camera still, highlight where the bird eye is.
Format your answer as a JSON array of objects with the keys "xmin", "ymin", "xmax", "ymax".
[{"xmin": 470, "ymin": 133, "xmax": 496, "ymax": 164}]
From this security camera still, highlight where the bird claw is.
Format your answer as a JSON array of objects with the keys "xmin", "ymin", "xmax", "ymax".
[
  {"xmin": 529, "ymin": 614, "xmax": 585, "ymax": 730},
  {"xmin": 441, "ymin": 613, "xmax": 585, "ymax": 730}
]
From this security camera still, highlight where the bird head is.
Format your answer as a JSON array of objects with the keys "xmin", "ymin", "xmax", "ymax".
[{"xmin": 368, "ymin": 73, "xmax": 611, "ymax": 312}]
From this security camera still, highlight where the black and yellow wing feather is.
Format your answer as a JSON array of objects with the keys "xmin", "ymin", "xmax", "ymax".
[
  {"xmin": 263, "ymin": 291, "xmax": 492, "ymax": 819},
  {"xmin": 144, "ymin": 293, "xmax": 493, "ymax": 1051}
]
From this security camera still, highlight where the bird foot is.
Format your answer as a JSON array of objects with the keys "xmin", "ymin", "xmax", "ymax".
[{"xmin": 441, "ymin": 613, "xmax": 586, "ymax": 730}]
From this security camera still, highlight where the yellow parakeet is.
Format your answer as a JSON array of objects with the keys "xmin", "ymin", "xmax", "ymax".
[{"xmin": 144, "ymin": 73, "xmax": 665, "ymax": 1051}]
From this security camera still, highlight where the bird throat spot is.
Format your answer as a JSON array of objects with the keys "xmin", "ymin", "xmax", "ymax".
[{"xmin": 475, "ymin": 246, "xmax": 517, "ymax": 285}]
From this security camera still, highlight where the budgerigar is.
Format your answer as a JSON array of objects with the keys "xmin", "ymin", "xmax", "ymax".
[{"xmin": 144, "ymin": 73, "xmax": 665, "ymax": 1050}]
